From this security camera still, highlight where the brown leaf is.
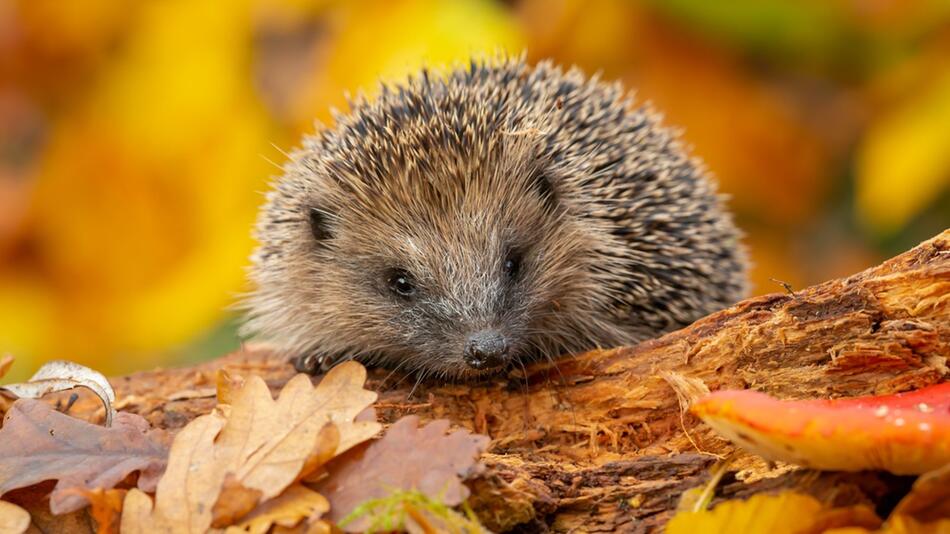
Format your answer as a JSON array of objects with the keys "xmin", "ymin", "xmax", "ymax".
[
  {"xmin": 0, "ymin": 500, "xmax": 30, "ymax": 534},
  {"xmin": 0, "ymin": 399, "xmax": 169, "ymax": 514},
  {"xmin": 0, "ymin": 361, "xmax": 116, "ymax": 426},
  {"xmin": 212, "ymin": 475, "xmax": 264, "ymax": 527},
  {"xmin": 317, "ymin": 416, "xmax": 490, "ymax": 530},
  {"xmin": 228, "ymin": 484, "xmax": 330, "ymax": 534}
]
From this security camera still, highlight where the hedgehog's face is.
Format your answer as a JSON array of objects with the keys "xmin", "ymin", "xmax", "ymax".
[
  {"xmin": 246, "ymin": 144, "xmax": 616, "ymax": 380},
  {"xmin": 304, "ymin": 170, "xmax": 595, "ymax": 379}
]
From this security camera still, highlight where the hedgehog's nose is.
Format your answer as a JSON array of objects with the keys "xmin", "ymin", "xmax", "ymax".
[{"xmin": 463, "ymin": 330, "xmax": 509, "ymax": 370}]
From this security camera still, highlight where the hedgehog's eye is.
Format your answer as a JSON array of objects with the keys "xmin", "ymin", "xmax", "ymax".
[
  {"xmin": 503, "ymin": 253, "xmax": 521, "ymax": 279},
  {"xmin": 388, "ymin": 269, "xmax": 416, "ymax": 298}
]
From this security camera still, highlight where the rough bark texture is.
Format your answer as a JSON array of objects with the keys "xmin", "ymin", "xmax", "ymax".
[{"xmin": 66, "ymin": 230, "xmax": 950, "ymax": 532}]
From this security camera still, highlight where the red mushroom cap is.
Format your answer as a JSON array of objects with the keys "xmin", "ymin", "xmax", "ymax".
[{"xmin": 691, "ymin": 382, "xmax": 950, "ymax": 475}]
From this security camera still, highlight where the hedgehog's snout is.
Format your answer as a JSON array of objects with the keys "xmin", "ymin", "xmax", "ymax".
[{"xmin": 463, "ymin": 330, "xmax": 509, "ymax": 370}]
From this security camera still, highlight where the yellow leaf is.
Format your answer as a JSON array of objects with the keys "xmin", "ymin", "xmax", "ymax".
[
  {"xmin": 666, "ymin": 492, "xmax": 880, "ymax": 534},
  {"xmin": 0, "ymin": 501, "xmax": 30, "ymax": 534},
  {"xmin": 857, "ymin": 70, "xmax": 950, "ymax": 235},
  {"xmin": 667, "ymin": 492, "xmax": 821, "ymax": 534}
]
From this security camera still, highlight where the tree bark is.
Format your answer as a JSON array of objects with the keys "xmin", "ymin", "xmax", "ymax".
[{"xmin": 71, "ymin": 230, "xmax": 950, "ymax": 532}]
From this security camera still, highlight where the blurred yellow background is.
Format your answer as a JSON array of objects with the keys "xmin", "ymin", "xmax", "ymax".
[{"xmin": 1, "ymin": 0, "xmax": 949, "ymax": 380}]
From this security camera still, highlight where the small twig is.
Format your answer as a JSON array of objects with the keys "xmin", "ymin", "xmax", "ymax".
[{"xmin": 769, "ymin": 278, "xmax": 796, "ymax": 296}]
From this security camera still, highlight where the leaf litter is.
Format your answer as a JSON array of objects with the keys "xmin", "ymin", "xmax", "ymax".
[
  {"xmin": 0, "ymin": 359, "xmax": 495, "ymax": 532},
  {"xmin": 120, "ymin": 361, "xmax": 383, "ymax": 532}
]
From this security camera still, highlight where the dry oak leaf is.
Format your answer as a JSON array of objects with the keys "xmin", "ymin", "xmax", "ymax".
[
  {"xmin": 226, "ymin": 484, "xmax": 330, "ymax": 534},
  {"xmin": 1, "ymin": 360, "xmax": 116, "ymax": 426},
  {"xmin": 121, "ymin": 362, "xmax": 379, "ymax": 533},
  {"xmin": 316, "ymin": 415, "xmax": 490, "ymax": 531},
  {"xmin": 0, "ymin": 399, "xmax": 168, "ymax": 514},
  {"xmin": 212, "ymin": 366, "xmax": 378, "ymax": 500},
  {"xmin": 0, "ymin": 500, "xmax": 30, "ymax": 534},
  {"xmin": 691, "ymin": 382, "xmax": 950, "ymax": 474}
]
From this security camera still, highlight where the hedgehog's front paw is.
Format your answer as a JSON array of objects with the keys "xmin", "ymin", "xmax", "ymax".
[{"xmin": 292, "ymin": 352, "xmax": 334, "ymax": 375}]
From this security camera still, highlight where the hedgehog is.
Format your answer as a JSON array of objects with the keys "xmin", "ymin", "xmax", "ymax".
[{"xmin": 242, "ymin": 56, "xmax": 748, "ymax": 380}]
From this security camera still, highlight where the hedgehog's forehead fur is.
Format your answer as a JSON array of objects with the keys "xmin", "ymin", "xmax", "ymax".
[{"xmin": 244, "ymin": 56, "xmax": 749, "ymax": 379}]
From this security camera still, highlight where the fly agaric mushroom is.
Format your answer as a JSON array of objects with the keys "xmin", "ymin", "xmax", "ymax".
[{"xmin": 691, "ymin": 382, "xmax": 950, "ymax": 475}]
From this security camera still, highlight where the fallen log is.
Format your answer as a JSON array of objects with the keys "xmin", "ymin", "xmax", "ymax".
[{"xmin": 67, "ymin": 229, "xmax": 950, "ymax": 532}]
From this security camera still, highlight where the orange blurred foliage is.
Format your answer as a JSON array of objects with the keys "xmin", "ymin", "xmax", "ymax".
[{"xmin": 0, "ymin": 0, "xmax": 948, "ymax": 378}]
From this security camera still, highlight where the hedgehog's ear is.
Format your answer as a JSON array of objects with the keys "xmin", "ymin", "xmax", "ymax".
[
  {"xmin": 531, "ymin": 170, "xmax": 560, "ymax": 213},
  {"xmin": 308, "ymin": 207, "xmax": 333, "ymax": 242}
]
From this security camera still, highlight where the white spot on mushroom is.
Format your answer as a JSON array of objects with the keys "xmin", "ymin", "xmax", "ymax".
[
  {"xmin": 894, "ymin": 417, "xmax": 905, "ymax": 427},
  {"xmin": 919, "ymin": 422, "xmax": 932, "ymax": 432},
  {"xmin": 874, "ymin": 406, "xmax": 889, "ymax": 417},
  {"xmin": 917, "ymin": 403, "xmax": 934, "ymax": 413}
]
